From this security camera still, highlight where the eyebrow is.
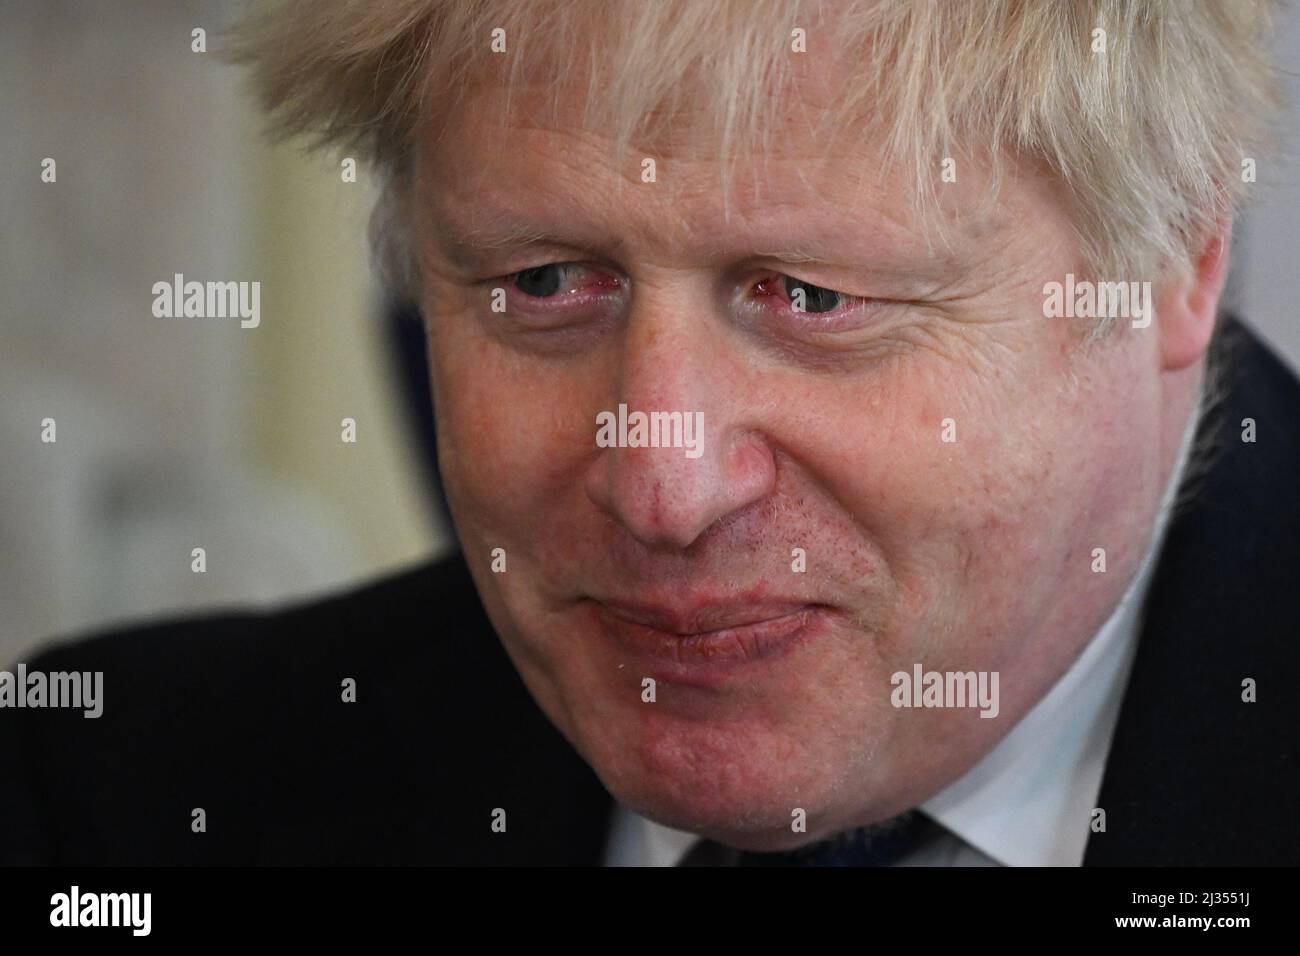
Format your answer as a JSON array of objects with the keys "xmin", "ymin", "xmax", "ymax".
[
  {"xmin": 452, "ymin": 223, "xmax": 557, "ymax": 250},
  {"xmin": 750, "ymin": 248, "xmax": 834, "ymax": 265},
  {"xmin": 430, "ymin": 197, "xmax": 970, "ymax": 281},
  {"xmin": 437, "ymin": 233, "xmax": 873, "ymax": 283},
  {"xmin": 433, "ymin": 217, "xmax": 625, "ymax": 269},
  {"xmin": 437, "ymin": 214, "xmax": 861, "ymax": 263}
]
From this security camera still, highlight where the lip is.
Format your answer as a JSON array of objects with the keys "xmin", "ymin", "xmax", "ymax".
[{"xmin": 594, "ymin": 597, "xmax": 832, "ymax": 679}]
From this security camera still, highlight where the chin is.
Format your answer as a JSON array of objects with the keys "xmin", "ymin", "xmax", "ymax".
[{"xmin": 577, "ymin": 703, "xmax": 853, "ymax": 847}]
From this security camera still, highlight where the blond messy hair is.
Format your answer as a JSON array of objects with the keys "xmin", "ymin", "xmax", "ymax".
[{"xmin": 230, "ymin": 0, "xmax": 1283, "ymax": 299}]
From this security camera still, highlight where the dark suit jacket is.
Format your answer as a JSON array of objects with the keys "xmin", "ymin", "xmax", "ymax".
[{"xmin": 2, "ymin": 317, "xmax": 1297, "ymax": 866}]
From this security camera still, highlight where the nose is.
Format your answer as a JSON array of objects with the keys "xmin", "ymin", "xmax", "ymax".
[{"xmin": 584, "ymin": 299, "xmax": 777, "ymax": 551}]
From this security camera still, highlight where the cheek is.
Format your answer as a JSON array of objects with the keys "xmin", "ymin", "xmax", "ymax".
[
  {"xmin": 789, "ymin": 327, "xmax": 1149, "ymax": 650},
  {"xmin": 426, "ymin": 318, "xmax": 588, "ymax": 540},
  {"xmin": 943, "ymin": 346, "xmax": 1155, "ymax": 661}
]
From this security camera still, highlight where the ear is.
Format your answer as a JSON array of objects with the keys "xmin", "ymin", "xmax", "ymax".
[{"xmin": 1157, "ymin": 216, "xmax": 1233, "ymax": 372}]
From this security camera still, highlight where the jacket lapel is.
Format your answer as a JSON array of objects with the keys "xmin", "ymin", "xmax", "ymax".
[{"xmin": 1084, "ymin": 317, "xmax": 1300, "ymax": 864}]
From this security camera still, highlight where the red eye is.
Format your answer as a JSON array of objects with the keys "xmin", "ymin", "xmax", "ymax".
[
  {"xmin": 509, "ymin": 263, "xmax": 621, "ymax": 300},
  {"xmin": 754, "ymin": 275, "xmax": 854, "ymax": 314}
]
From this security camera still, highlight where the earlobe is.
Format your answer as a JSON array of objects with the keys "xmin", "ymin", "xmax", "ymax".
[{"xmin": 1159, "ymin": 219, "xmax": 1232, "ymax": 372}]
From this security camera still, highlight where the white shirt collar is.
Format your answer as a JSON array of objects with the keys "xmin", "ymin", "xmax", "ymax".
[
  {"xmin": 607, "ymin": 395, "xmax": 1204, "ymax": 867},
  {"xmin": 918, "ymin": 538, "xmax": 1151, "ymax": 866}
]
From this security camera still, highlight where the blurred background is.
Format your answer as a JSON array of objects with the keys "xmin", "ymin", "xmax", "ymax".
[
  {"xmin": 1, "ymin": 0, "xmax": 1297, "ymax": 667},
  {"xmin": 1, "ymin": 0, "xmax": 450, "ymax": 665}
]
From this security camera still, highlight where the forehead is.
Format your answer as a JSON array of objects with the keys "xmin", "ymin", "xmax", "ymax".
[
  {"xmin": 424, "ymin": 65, "xmax": 859, "ymax": 195},
  {"xmin": 415, "ymin": 75, "xmax": 1046, "ymax": 270}
]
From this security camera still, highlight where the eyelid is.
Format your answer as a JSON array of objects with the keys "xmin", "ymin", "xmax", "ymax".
[
  {"xmin": 505, "ymin": 260, "xmax": 610, "ymax": 281},
  {"xmin": 772, "ymin": 269, "xmax": 862, "ymax": 296},
  {"xmin": 757, "ymin": 272, "xmax": 866, "ymax": 307},
  {"xmin": 489, "ymin": 246, "xmax": 622, "ymax": 279}
]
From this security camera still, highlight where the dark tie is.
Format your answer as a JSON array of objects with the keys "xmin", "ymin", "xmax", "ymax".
[{"xmin": 678, "ymin": 809, "xmax": 940, "ymax": 867}]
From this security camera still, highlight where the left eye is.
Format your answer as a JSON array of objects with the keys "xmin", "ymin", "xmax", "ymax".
[
  {"xmin": 755, "ymin": 276, "xmax": 852, "ymax": 314},
  {"xmin": 785, "ymin": 277, "xmax": 844, "ymax": 313}
]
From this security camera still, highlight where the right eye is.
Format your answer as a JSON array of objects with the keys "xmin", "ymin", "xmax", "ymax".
[
  {"xmin": 509, "ymin": 263, "xmax": 620, "ymax": 300},
  {"xmin": 512, "ymin": 264, "xmax": 565, "ymax": 297}
]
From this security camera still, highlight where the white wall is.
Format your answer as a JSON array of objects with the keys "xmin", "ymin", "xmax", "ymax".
[{"xmin": 1233, "ymin": 0, "xmax": 1300, "ymax": 374}]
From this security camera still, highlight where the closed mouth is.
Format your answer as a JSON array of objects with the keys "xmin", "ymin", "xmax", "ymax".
[{"xmin": 594, "ymin": 601, "xmax": 831, "ymax": 671}]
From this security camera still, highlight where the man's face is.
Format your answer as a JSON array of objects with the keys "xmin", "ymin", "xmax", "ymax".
[{"xmin": 414, "ymin": 78, "xmax": 1179, "ymax": 849}]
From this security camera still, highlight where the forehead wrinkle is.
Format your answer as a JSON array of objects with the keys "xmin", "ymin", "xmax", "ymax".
[
  {"xmin": 436, "ymin": 83, "xmax": 855, "ymax": 252},
  {"xmin": 439, "ymin": 119, "xmax": 666, "ymax": 238},
  {"xmin": 427, "ymin": 102, "xmax": 1023, "ymax": 277}
]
